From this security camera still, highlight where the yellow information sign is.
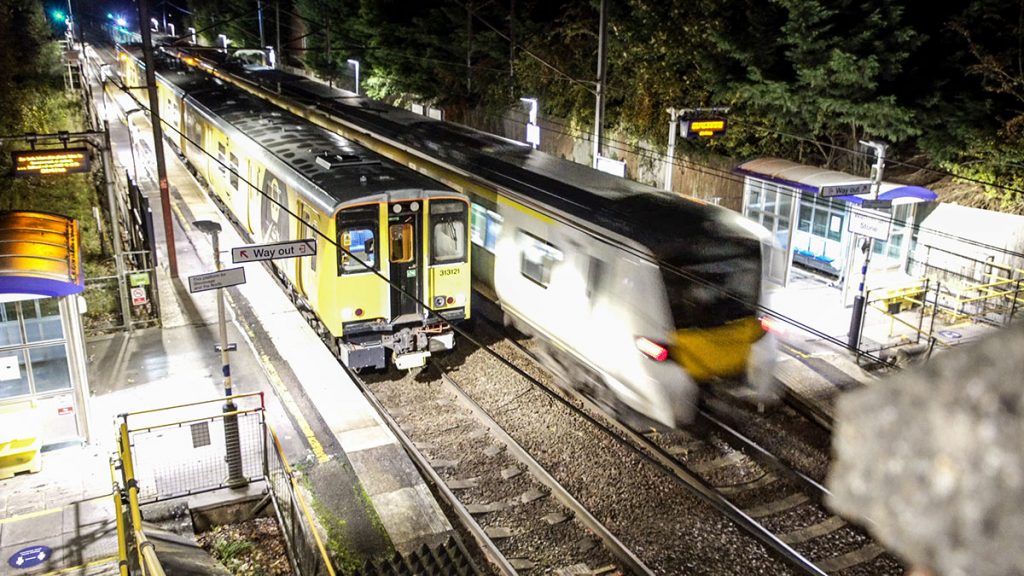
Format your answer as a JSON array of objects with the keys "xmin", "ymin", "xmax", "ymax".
[
  {"xmin": 683, "ymin": 118, "xmax": 728, "ymax": 138},
  {"xmin": 12, "ymin": 148, "xmax": 91, "ymax": 176}
]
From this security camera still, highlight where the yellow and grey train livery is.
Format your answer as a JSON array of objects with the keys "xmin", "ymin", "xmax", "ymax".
[{"xmin": 116, "ymin": 46, "xmax": 471, "ymax": 370}]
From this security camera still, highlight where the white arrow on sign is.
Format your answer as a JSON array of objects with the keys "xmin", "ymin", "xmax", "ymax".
[
  {"xmin": 231, "ymin": 239, "xmax": 317, "ymax": 264},
  {"xmin": 188, "ymin": 267, "xmax": 247, "ymax": 293}
]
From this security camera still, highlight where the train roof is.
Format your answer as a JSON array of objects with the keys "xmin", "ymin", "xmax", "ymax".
[
  {"xmin": 121, "ymin": 47, "xmax": 462, "ymax": 214},
  {"xmin": 216, "ymin": 62, "xmax": 764, "ymax": 263}
]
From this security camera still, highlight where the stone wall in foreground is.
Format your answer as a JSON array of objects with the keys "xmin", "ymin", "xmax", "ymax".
[{"xmin": 828, "ymin": 322, "xmax": 1024, "ymax": 576}]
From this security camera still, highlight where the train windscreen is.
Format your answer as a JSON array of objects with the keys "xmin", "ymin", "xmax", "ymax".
[{"xmin": 660, "ymin": 253, "xmax": 761, "ymax": 329}]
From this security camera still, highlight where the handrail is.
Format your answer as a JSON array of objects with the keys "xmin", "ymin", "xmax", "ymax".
[
  {"xmin": 121, "ymin": 392, "xmax": 264, "ymax": 418},
  {"xmin": 268, "ymin": 426, "xmax": 337, "ymax": 576},
  {"xmin": 109, "ymin": 459, "xmax": 129, "ymax": 576},
  {"xmin": 127, "ymin": 407, "xmax": 265, "ymax": 433},
  {"xmin": 118, "ymin": 419, "xmax": 167, "ymax": 576}
]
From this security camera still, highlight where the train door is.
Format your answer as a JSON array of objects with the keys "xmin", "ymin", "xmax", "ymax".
[
  {"xmin": 297, "ymin": 204, "xmax": 318, "ymax": 299},
  {"xmin": 388, "ymin": 205, "xmax": 421, "ymax": 319}
]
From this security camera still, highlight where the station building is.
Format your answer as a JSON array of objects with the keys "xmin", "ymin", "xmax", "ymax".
[
  {"xmin": 734, "ymin": 158, "xmax": 938, "ymax": 288},
  {"xmin": 0, "ymin": 212, "xmax": 91, "ymax": 476}
]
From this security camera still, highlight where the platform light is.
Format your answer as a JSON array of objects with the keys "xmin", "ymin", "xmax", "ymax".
[
  {"xmin": 520, "ymin": 97, "xmax": 539, "ymax": 149},
  {"xmin": 347, "ymin": 59, "xmax": 360, "ymax": 95}
]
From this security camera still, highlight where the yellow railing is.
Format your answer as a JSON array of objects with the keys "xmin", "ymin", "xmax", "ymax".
[
  {"xmin": 109, "ymin": 393, "xmax": 336, "ymax": 575},
  {"xmin": 116, "ymin": 419, "xmax": 166, "ymax": 576}
]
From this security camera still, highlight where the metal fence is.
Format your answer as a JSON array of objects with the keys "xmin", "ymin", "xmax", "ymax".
[
  {"xmin": 122, "ymin": 394, "xmax": 267, "ymax": 504},
  {"xmin": 112, "ymin": 393, "xmax": 335, "ymax": 576}
]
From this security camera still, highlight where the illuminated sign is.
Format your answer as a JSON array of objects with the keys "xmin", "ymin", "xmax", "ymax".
[
  {"xmin": 682, "ymin": 118, "xmax": 727, "ymax": 138},
  {"xmin": 12, "ymin": 149, "xmax": 90, "ymax": 176}
]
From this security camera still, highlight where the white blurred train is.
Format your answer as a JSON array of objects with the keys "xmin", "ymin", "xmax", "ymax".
[{"xmin": 160, "ymin": 46, "xmax": 778, "ymax": 427}]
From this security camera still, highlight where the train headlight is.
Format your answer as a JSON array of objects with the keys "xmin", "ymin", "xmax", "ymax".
[
  {"xmin": 342, "ymin": 308, "xmax": 354, "ymax": 320},
  {"xmin": 433, "ymin": 295, "xmax": 447, "ymax": 308},
  {"xmin": 454, "ymin": 294, "xmax": 466, "ymax": 306}
]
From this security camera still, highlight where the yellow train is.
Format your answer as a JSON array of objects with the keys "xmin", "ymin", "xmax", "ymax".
[{"xmin": 116, "ymin": 47, "xmax": 471, "ymax": 370}]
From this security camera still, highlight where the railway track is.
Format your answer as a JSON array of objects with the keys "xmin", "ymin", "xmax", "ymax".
[
  {"xmin": 483, "ymin": 316, "xmax": 905, "ymax": 575},
  {"xmin": 362, "ymin": 362, "xmax": 648, "ymax": 575}
]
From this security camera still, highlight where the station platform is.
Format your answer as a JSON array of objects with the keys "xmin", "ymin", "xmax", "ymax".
[{"xmin": 0, "ymin": 45, "xmax": 453, "ymax": 575}]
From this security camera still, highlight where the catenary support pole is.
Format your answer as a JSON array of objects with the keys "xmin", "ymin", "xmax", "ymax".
[
  {"xmin": 664, "ymin": 107, "xmax": 680, "ymax": 191},
  {"xmin": 592, "ymin": 0, "xmax": 607, "ymax": 168}
]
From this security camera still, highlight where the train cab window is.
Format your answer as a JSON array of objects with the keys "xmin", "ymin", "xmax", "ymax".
[
  {"xmin": 338, "ymin": 205, "xmax": 379, "ymax": 275},
  {"xmin": 389, "ymin": 223, "xmax": 414, "ymax": 263},
  {"xmin": 431, "ymin": 200, "xmax": 467, "ymax": 264},
  {"xmin": 339, "ymin": 228, "xmax": 376, "ymax": 273},
  {"xmin": 518, "ymin": 230, "xmax": 562, "ymax": 288}
]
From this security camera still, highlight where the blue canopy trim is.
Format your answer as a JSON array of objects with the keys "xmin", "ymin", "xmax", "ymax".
[
  {"xmin": 837, "ymin": 186, "xmax": 939, "ymax": 204},
  {"xmin": 733, "ymin": 166, "xmax": 820, "ymax": 195},
  {"xmin": 0, "ymin": 211, "xmax": 83, "ymax": 297}
]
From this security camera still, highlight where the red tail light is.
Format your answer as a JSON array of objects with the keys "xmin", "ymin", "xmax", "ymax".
[
  {"xmin": 760, "ymin": 315, "xmax": 786, "ymax": 336},
  {"xmin": 635, "ymin": 337, "xmax": 669, "ymax": 362}
]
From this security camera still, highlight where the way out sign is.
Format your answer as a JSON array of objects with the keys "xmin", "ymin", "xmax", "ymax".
[
  {"xmin": 8, "ymin": 545, "xmax": 52, "ymax": 569},
  {"xmin": 231, "ymin": 239, "xmax": 316, "ymax": 264}
]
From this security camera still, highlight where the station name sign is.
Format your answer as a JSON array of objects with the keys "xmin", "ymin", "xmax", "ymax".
[
  {"xmin": 682, "ymin": 118, "xmax": 727, "ymax": 138},
  {"xmin": 12, "ymin": 148, "xmax": 90, "ymax": 176}
]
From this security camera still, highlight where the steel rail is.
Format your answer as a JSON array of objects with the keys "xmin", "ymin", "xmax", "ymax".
[
  {"xmin": 483, "ymin": 318, "xmax": 829, "ymax": 576},
  {"xmin": 342, "ymin": 363, "xmax": 517, "ymax": 576},
  {"xmin": 434, "ymin": 365, "xmax": 656, "ymax": 576}
]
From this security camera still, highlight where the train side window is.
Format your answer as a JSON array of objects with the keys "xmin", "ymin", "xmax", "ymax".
[
  {"xmin": 518, "ymin": 230, "xmax": 562, "ymax": 288},
  {"xmin": 217, "ymin": 142, "xmax": 228, "ymax": 182},
  {"xmin": 586, "ymin": 257, "xmax": 605, "ymax": 300},
  {"xmin": 389, "ymin": 223, "xmax": 414, "ymax": 263},
  {"xmin": 431, "ymin": 200, "xmax": 467, "ymax": 264},
  {"xmin": 339, "ymin": 227, "xmax": 376, "ymax": 273},
  {"xmin": 470, "ymin": 202, "xmax": 502, "ymax": 253},
  {"xmin": 229, "ymin": 153, "xmax": 239, "ymax": 190}
]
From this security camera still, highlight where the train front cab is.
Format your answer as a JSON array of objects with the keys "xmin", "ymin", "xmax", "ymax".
[{"xmin": 333, "ymin": 197, "xmax": 470, "ymax": 370}]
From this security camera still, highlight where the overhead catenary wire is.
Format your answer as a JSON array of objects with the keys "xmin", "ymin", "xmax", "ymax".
[{"xmin": 485, "ymin": 106, "xmax": 1024, "ymax": 261}]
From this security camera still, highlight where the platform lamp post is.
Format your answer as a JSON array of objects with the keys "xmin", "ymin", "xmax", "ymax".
[
  {"xmin": 847, "ymin": 140, "xmax": 888, "ymax": 352},
  {"xmin": 193, "ymin": 220, "xmax": 248, "ymax": 489},
  {"xmin": 347, "ymin": 59, "xmax": 360, "ymax": 95}
]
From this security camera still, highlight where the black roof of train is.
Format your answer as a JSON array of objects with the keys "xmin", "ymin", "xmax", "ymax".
[
  {"xmin": 138, "ymin": 52, "xmax": 459, "ymax": 212},
  {"xmin": 211, "ymin": 61, "xmax": 763, "ymax": 263}
]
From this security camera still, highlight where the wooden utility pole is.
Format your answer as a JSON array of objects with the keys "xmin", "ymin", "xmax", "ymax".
[{"xmin": 137, "ymin": 0, "xmax": 178, "ymax": 278}]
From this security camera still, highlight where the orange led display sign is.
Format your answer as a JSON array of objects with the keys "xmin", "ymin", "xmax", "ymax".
[
  {"xmin": 683, "ymin": 118, "xmax": 728, "ymax": 138},
  {"xmin": 12, "ymin": 148, "xmax": 91, "ymax": 176}
]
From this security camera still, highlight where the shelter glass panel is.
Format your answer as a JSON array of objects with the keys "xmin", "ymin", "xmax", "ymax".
[
  {"xmin": 29, "ymin": 344, "xmax": 71, "ymax": 394},
  {"xmin": 0, "ymin": 302, "xmax": 22, "ymax": 346},
  {"xmin": 0, "ymin": 350, "xmax": 28, "ymax": 399},
  {"xmin": 24, "ymin": 298, "xmax": 63, "ymax": 343}
]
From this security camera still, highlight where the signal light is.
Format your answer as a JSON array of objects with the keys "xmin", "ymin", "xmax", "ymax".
[{"xmin": 635, "ymin": 337, "xmax": 669, "ymax": 362}]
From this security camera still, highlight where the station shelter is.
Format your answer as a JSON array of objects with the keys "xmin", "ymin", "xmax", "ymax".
[
  {"xmin": 0, "ymin": 212, "xmax": 91, "ymax": 476},
  {"xmin": 734, "ymin": 158, "xmax": 938, "ymax": 289}
]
